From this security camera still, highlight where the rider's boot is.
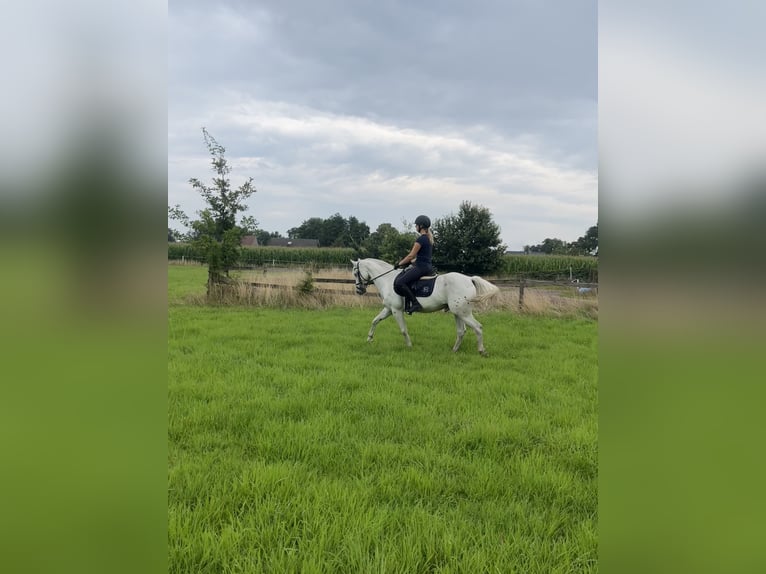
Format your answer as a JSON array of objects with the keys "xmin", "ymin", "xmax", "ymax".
[{"xmin": 400, "ymin": 284, "xmax": 422, "ymax": 314}]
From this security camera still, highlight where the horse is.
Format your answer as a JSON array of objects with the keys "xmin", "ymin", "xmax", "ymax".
[{"xmin": 351, "ymin": 258, "xmax": 500, "ymax": 355}]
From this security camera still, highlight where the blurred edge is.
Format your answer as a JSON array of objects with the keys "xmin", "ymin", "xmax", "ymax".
[
  {"xmin": 2, "ymin": 1, "xmax": 765, "ymax": 573},
  {"xmin": 0, "ymin": 2, "xmax": 166, "ymax": 574},
  {"xmin": 600, "ymin": 2, "xmax": 766, "ymax": 573}
]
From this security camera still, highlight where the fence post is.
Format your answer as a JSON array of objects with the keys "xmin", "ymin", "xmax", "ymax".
[{"xmin": 518, "ymin": 278, "xmax": 525, "ymax": 311}]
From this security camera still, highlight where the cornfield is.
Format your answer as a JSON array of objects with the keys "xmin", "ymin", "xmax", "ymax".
[
  {"xmin": 500, "ymin": 254, "xmax": 598, "ymax": 282},
  {"xmin": 168, "ymin": 244, "xmax": 356, "ymax": 268},
  {"xmin": 168, "ymin": 244, "xmax": 598, "ymax": 281}
]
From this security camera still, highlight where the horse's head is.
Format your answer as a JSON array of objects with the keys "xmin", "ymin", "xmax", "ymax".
[{"xmin": 351, "ymin": 259, "xmax": 368, "ymax": 294}]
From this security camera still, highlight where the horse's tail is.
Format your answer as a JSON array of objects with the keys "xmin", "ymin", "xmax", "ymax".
[{"xmin": 470, "ymin": 276, "xmax": 500, "ymax": 302}]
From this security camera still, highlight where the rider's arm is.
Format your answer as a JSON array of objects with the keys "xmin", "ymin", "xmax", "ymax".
[{"xmin": 398, "ymin": 241, "xmax": 422, "ymax": 267}]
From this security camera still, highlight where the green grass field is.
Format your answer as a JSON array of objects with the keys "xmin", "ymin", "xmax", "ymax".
[{"xmin": 168, "ymin": 265, "xmax": 598, "ymax": 573}]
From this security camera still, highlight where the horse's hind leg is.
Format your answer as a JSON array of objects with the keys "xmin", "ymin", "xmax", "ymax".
[
  {"xmin": 368, "ymin": 307, "xmax": 392, "ymax": 342},
  {"xmin": 452, "ymin": 315, "xmax": 466, "ymax": 352},
  {"xmin": 461, "ymin": 312, "xmax": 486, "ymax": 355},
  {"xmin": 449, "ymin": 297, "xmax": 486, "ymax": 354}
]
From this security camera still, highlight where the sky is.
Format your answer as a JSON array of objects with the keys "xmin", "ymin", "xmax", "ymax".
[{"xmin": 168, "ymin": 0, "xmax": 597, "ymax": 250}]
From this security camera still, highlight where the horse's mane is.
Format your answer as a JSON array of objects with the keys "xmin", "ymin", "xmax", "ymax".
[
  {"xmin": 365, "ymin": 258, "xmax": 393, "ymax": 268},
  {"xmin": 359, "ymin": 257, "xmax": 394, "ymax": 277}
]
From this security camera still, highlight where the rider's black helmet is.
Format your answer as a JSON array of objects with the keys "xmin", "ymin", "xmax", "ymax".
[{"xmin": 415, "ymin": 215, "xmax": 431, "ymax": 229}]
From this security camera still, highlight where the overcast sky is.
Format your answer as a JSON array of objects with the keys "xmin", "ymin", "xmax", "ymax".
[{"xmin": 169, "ymin": 0, "xmax": 597, "ymax": 250}]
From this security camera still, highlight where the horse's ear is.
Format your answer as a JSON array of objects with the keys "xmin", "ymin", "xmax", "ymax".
[{"xmin": 350, "ymin": 259, "xmax": 357, "ymax": 264}]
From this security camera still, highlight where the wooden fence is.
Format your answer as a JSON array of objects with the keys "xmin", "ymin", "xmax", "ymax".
[{"xmin": 244, "ymin": 277, "xmax": 598, "ymax": 307}]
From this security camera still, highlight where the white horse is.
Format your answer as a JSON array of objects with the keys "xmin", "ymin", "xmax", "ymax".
[{"xmin": 351, "ymin": 258, "xmax": 500, "ymax": 355}]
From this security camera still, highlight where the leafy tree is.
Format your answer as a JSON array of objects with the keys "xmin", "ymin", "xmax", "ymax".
[
  {"xmin": 322, "ymin": 213, "xmax": 347, "ymax": 247},
  {"xmin": 525, "ymin": 223, "xmax": 598, "ymax": 256},
  {"xmin": 361, "ymin": 223, "xmax": 390, "ymax": 258},
  {"xmin": 253, "ymin": 230, "xmax": 283, "ymax": 246},
  {"xmin": 362, "ymin": 223, "xmax": 415, "ymax": 261},
  {"xmin": 168, "ymin": 128, "xmax": 256, "ymax": 290},
  {"xmin": 570, "ymin": 223, "xmax": 598, "ymax": 255},
  {"xmin": 238, "ymin": 216, "xmax": 283, "ymax": 246},
  {"xmin": 289, "ymin": 213, "xmax": 370, "ymax": 248},
  {"xmin": 168, "ymin": 204, "xmax": 192, "ymax": 242},
  {"xmin": 288, "ymin": 217, "xmax": 324, "ymax": 242},
  {"xmin": 346, "ymin": 216, "xmax": 370, "ymax": 250},
  {"xmin": 239, "ymin": 215, "xmax": 259, "ymax": 236},
  {"xmin": 432, "ymin": 202, "xmax": 506, "ymax": 275},
  {"xmin": 526, "ymin": 237, "xmax": 568, "ymax": 255}
]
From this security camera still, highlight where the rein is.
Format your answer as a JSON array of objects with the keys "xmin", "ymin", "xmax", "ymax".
[
  {"xmin": 365, "ymin": 267, "xmax": 397, "ymax": 284},
  {"xmin": 353, "ymin": 263, "xmax": 398, "ymax": 294}
]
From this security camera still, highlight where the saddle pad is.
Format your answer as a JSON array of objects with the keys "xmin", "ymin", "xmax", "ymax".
[{"xmin": 412, "ymin": 276, "xmax": 438, "ymax": 297}]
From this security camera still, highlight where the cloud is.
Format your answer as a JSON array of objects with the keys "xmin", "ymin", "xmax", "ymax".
[
  {"xmin": 169, "ymin": 95, "xmax": 596, "ymax": 248},
  {"xmin": 169, "ymin": 1, "xmax": 598, "ymax": 248}
]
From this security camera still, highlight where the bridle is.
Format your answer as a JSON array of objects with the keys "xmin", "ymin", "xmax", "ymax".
[
  {"xmin": 352, "ymin": 262, "xmax": 368, "ymax": 294},
  {"xmin": 353, "ymin": 262, "xmax": 397, "ymax": 294}
]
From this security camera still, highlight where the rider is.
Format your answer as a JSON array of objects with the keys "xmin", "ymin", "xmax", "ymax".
[{"xmin": 394, "ymin": 215, "xmax": 434, "ymax": 314}]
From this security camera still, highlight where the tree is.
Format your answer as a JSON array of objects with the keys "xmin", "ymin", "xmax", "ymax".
[
  {"xmin": 289, "ymin": 213, "xmax": 370, "ymax": 248},
  {"xmin": 527, "ymin": 237, "xmax": 568, "ymax": 255},
  {"xmin": 322, "ymin": 213, "xmax": 347, "ymax": 247},
  {"xmin": 432, "ymin": 202, "xmax": 506, "ymax": 275},
  {"xmin": 570, "ymin": 223, "xmax": 598, "ymax": 255},
  {"xmin": 168, "ymin": 204, "xmax": 192, "ymax": 242},
  {"xmin": 288, "ymin": 217, "xmax": 324, "ymax": 242},
  {"xmin": 239, "ymin": 215, "xmax": 259, "ymax": 236},
  {"xmin": 254, "ymin": 230, "xmax": 282, "ymax": 246},
  {"xmin": 361, "ymin": 223, "xmax": 415, "ymax": 261},
  {"xmin": 346, "ymin": 216, "xmax": 370, "ymax": 250},
  {"xmin": 525, "ymin": 223, "xmax": 598, "ymax": 256},
  {"xmin": 168, "ymin": 128, "xmax": 256, "ymax": 290}
]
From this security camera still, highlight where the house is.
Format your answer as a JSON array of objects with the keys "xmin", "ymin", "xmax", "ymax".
[
  {"xmin": 269, "ymin": 238, "xmax": 320, "ymax": 248},
  {"xmin": 241, "ymin": 235, "xmax": 259, "ymax": 247},
  {"xmin": 505, "ymin": 250, "xmax": 547, "ymax": 256}
]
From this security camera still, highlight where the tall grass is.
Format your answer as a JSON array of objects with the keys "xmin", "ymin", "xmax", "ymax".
[
  {"xmin": 168, "ymin": 246, "xmax": 598, "ymax": 280},
  {"xmin": 169, "ymin": 264, "xmax": 598, "ymax": 318},
  {"xmin": 168, "ymin": 266, "xmax": 598, "ymax": 573}
]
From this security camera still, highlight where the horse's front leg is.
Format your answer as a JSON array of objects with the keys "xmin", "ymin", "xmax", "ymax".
[
  {"xmin": 391, "ymin": 309, "xmax": 413, "ymax": 347},
  {"xmin": 367, "ymin": 307, "xmax": 392, "ymax": 342}
]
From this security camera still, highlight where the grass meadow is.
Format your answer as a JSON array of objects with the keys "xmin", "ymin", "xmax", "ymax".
[{"xmin": 168, "ymin": 265, "xmax": 598, "ymax": 573}]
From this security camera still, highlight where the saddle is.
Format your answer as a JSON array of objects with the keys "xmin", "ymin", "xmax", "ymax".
[{"xmin": 411, "ymin": 276, "xmax": 438, "ymax": 297}]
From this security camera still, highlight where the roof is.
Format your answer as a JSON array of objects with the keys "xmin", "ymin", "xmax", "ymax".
[
  {"xmin": 241, "ymin": 235, "xmax": 259, "ymax": 247},
  {"xmin": 269, "ymin": 238, "xmax": 319, "ymax": 248}
]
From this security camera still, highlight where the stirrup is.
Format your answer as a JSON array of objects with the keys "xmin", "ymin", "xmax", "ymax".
[{"xmin": 407, "ymin": 302, "xmax": 422, "ymax": 315}]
